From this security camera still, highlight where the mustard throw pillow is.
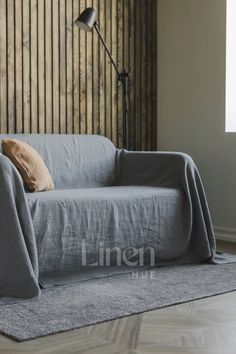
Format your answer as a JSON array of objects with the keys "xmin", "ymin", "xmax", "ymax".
[{"xmin": 2, "ymin": 139, "xmax": 54, "ymax": 192}]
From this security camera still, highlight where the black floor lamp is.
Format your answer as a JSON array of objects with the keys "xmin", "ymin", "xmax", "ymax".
[{"xmin": 75, "ymin": 7, "xmax": 130, "ymax": 150}]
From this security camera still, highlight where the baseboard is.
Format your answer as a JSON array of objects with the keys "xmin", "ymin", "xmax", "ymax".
[{"xmin": 214, "ymin": 226, "xmax": 236, "ymax": 243}]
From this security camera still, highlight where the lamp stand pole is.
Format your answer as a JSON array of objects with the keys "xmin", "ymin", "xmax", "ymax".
[{"xmin": 94, "ymin": 22, "xmax": 129, "ymax": 150}]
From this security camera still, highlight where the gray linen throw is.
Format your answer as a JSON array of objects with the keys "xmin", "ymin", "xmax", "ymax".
[
  {"xmin": 0, "ymin": 153, "xmax": 39, "ymax": 298},
  {"xmin": 0, "ymin": 135, "xmax": 229, "ymax": 301}
]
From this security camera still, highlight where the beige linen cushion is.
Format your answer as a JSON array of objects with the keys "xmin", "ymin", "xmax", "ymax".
[{"xmin": 2, "ymin": 138, "xmax": 54, "ymax": 192}]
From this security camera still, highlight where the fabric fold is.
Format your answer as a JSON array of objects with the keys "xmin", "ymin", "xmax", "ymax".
[
  {"xmin": 118, "ymin": 150, "xmax": 217, "ymax": 263},
  {"xmin": 0, "ymin": 154, "xmax": 40, "ymax": 300}
]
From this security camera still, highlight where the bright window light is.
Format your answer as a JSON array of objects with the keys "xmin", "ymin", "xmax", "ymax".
[{"xmin": 225, "ymin": 0, "xmax": 236, "ymax": 132}]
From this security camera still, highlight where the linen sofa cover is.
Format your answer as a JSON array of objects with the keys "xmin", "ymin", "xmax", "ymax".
[{"xmin": 0, "ymin": 134, "xmax": 216, "ymax": 300}]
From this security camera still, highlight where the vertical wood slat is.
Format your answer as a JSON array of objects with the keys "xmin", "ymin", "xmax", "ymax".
[
  {"xmin": 117, "ymin": 0, "xmax": 123, "ymax": 148},
  {"xmin": 104, "ymin": 0, "xmax": 111, "ymax": 140},
  {"xmin": 15, "ymin": 0, "xmax": 23, "ymax": 133},
  {"xmin": 135, "ymin": 1, "xmax": 141, "ymax": 150},
  {"xmin": 7, "ymin": 0, "xmax": 15, "ymax": 133},
  {"xmin": 38, "ymin": 0, "xmax": 45, "ymax": 133},
  {"xmin": 52, "ymin": 0, "xmax": 60, "ymax": 134},
  {"xmin": 45, "ymin": 0, "xmax": 52, "ymax": 133},
  {"xmin": 30, "ymin": 0, "xmax": 38, "ymax": 133},
  {"xmin": 146, "ymin": 0, "xmax": 153, "ymax": 151},
  {"xmin": 0, "ymin": 0, "xmax": 7, "ymax": 134},
  {"xmin": 79, "ymin": 0, "xmax": 87, "ymax": 134},
  {"xmin": 129, "ymin": 0, "xmax": 135, "ymax": 151},
  {"xmin": 86, "ymin": 0, "xmax": 93, "ymax": 134},
  {"xmin": 111, "ymin": 0, "xmax": 118, "ymax": 146},
  {"xmin": 66, "ymin": 0, "xmax": 73, "ymax": 134},
  {"xmin": 59, "ymin": 0, "xmax": 66, "ymax": 134},
  {"xmin": 22, "ymin": 0, "xmax": 31, "ymax": 133},
  {"xmin": 141, "ymin": 0, "xmax": 147, "ymax": 150},
  {"xmin": 98, "ymin": 0, "xmax": 105, "ymax": 137},
  {"xmin": 92, "ymin": 0, "xmax": 100, "ymax": 135},
  {"xmin": 0, "ymin": 0, "xmax": 157, "ymax": 150},
  {"xmin": 123, "ymin": 0, "xmax": 129, "ymax": 147},
  {"xmin": 73, "ymin": 0, "xmax": 80, "ymax": 134},
  {"xmin": 151, "ymin": 0, "xmax": 157, "ymax": 150}
]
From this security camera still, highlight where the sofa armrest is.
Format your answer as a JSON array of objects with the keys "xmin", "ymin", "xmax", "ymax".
[
  {"xmin": 118, "ymin": 149, "xmax": 216, "ymax": 260},
  {"xmin": 118, "ymin": 150, "xmax": 195, "ymax": 187},
  {"xmin": 0, "ymin": 153, "xmax": 40, "ymax": 299}
]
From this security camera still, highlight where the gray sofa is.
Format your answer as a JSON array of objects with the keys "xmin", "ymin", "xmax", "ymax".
[{"xmin": 0, "ymin": 134, "xmax": 215, "ymax": 299}]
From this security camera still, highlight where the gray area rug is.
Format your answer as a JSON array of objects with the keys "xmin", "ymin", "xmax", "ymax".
[{"xmin": 1, "ymin": 263, "xmax": 236, "ymax": 342}]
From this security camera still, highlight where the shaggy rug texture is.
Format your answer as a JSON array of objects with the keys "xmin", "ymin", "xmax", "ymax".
[{"xmin": 1, "ymin": 263, "xmax": 236, "ymax": 341}]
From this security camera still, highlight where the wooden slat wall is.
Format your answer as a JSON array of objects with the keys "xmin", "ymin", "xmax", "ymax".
[{"xmin": 0, "ymin": 0, "xmax": 157, "ymax": 150}]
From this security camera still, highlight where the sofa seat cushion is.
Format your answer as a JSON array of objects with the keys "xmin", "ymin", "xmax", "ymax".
[{"xmin": 26, "ymin": 186, "xmax": 185, "ymax": 274}]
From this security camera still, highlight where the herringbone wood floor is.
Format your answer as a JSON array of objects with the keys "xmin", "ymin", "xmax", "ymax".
[{"xmin": 0, "ymin": 241, "xmax": 236, "ymax": 354}]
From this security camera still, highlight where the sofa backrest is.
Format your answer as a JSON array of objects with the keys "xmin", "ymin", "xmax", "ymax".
[{"xmin": 0, "ymin": 134, "xmax": 117, "ymax": 189}]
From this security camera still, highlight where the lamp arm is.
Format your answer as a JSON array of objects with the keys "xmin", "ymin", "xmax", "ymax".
[
  {"xmin": 94, "ymin": 22, "xmax": 130, "ymax": 150},
  {"xmin": 94, "ymin": 22, "xmax": 120, "ymax": 77}
]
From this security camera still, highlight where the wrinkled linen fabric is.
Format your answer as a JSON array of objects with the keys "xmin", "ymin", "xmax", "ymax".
[
  {"xmin": 0, "ymin": 153, "xmax": 39, "ymax": 299},
  {"xmin": 0, "ymin": 134, "xmax": 228, "ymax": 301},
  {"xmin": 119, "ymin": 151, "xmax": 216, "ymax": 263},
  {"xmin": 0, "ymin": 134, "xmax": 117, "ymax": 189},
  {"xmin": 26, "ymin": 186, "xmax": 184, "ymax": 275}
]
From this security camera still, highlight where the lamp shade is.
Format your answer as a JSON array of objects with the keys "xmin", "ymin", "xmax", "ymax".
[{"xmin": 75, "ymin": 8, "xmax": 97, "ymax": 32}]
